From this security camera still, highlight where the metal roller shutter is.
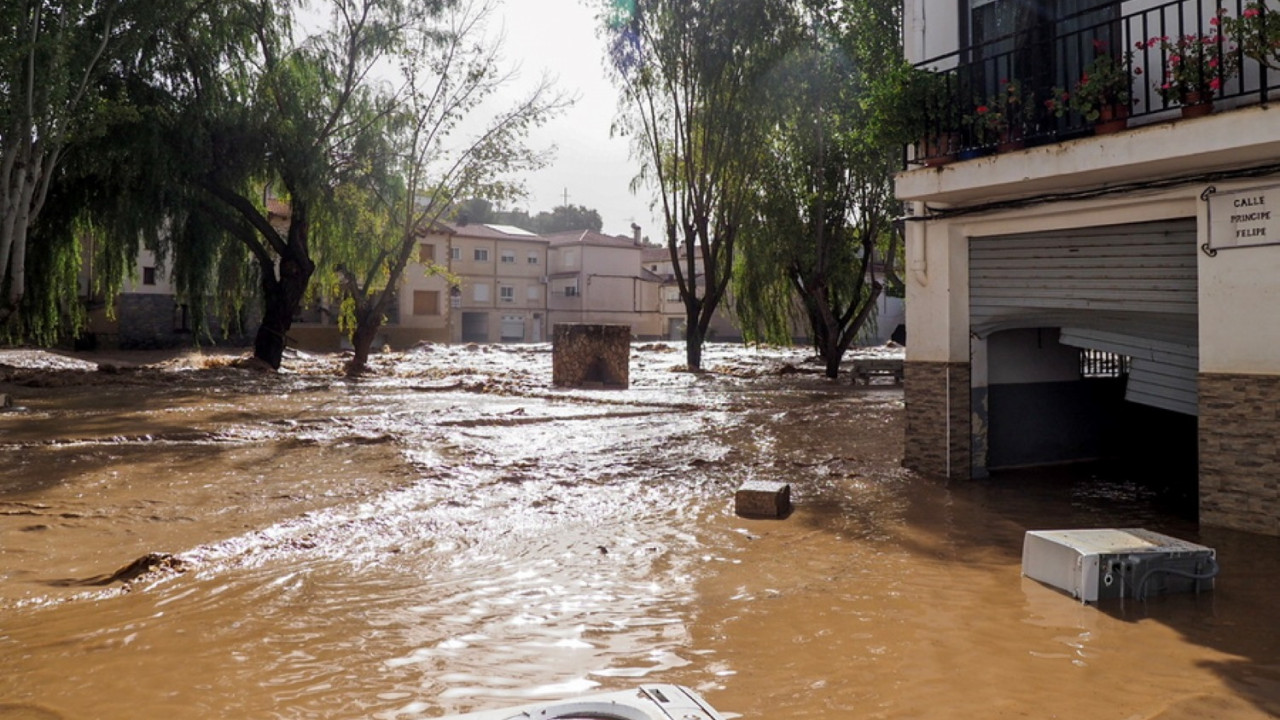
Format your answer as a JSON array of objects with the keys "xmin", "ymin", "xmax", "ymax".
[{"xmin": 970, "ymin": 220, "xmax": 1199, "ymax": 416}]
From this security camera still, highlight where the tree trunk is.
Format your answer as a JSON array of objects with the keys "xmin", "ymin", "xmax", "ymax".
[
  {"xmin": 684, "ymin": 302, "xmax": 704, "ymax": 370},
  {"xmin": 348, "ymin": 294, "xmax": 391, "ymax": 376},
  {"xmin": 348, "ymin": 318, "xmax": 380, "ymax": 375},
  {"xmin": 253, "ymin": 252, "xmax": 313, "ymax": 370},
  {"xmin": 824, "ymin": 338, "xmax": 844, "ymax": 381}
]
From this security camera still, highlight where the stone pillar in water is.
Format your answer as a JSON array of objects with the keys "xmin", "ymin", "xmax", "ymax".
[{"xmin": 552, "ymin": 323, "xmax": 631, "ymax": 389}]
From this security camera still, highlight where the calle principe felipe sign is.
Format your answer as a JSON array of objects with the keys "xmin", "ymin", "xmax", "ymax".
[{"xmin": 1203, "ymin": 183, "xmax": 1280, "ymax": 256}]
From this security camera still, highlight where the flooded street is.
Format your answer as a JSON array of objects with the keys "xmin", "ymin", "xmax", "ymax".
[{"xmin": 2, "ymin": 343, "xmax": 1279, "ymax": 720}]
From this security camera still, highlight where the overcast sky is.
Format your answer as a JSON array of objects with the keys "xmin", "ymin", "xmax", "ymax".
[{"xmin": 489, "ymin": 0, "xmax": 658, "ymax": 238}]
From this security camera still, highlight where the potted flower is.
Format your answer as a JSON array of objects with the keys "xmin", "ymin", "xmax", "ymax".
[
  {"xmin": 1222, "ymin": 1, "xmax": 1280, "ymax": 70},
  {"xmin": 963, "ymin": 101, "xmax": 1003, "ymax": 154},
  {"xmin": 1069, "ymin": 40, "xmax": 1136, "ymax": 132},
  {"xmin": 986, "ymin": 78, "xmax": 1036, "ymax": 150},
  {"xmin": 1145, "ymin": 15, "xmax": 1241, "ymax": 116},
  {"xmin": 1043, "ymin": 86, "xmax": 1073, "ymax": 119},
  {"xmin": 867, "ymin": 63, "xmax": 961, "ymax": 166}
]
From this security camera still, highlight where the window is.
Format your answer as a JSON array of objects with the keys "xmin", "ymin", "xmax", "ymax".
[
  {"xmin": 527, "ymin": 252, "xmax": 539, "ymax": 265},
  {"xmin": 474, "ymin": 248, "xmax": 489, "ymax": 262},
  {"xmin": 418, "ymin": 243, "xmax": 435, "ymax": 263},
  {"xmin": 173, "ymin": 303, "xmax": 190, "ymax": 332},
  {"xmin": 451, "ymin": 247, "xmax": 461, "ymax": 260},
  {"xmin": 142, "ymin": 267, "xmax": 156, "ymax": 285},
  {"xmin": 500, "ymin": 250, "xmax": 516, "ymax": 264},
  {"xmin": 962, "ymin": 0, "xmax": 1119, "ymax": 105},
  {"xmin": 413, "ymin": 290, "xmax": 440, "ymax": 316},
  {"xmin": 564, "ymin": 283, "xmax": 578, "ymax": 297},
  {"xmin": 527, "ymin": 286, "xmax": 539, "ymax": 301},
  {"xmin": 500, "ymin": 286, "xmax": 514, "ymax": 303},
  {"xmin": 473, "ymin": 283, "xmax": 490, "ymax": 302},
  {"xmin": 664, "ymin": 287, "xmax": 681, "ymax": 303}
]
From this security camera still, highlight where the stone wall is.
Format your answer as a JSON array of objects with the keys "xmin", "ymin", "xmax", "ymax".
[
  {"xmin": 114, "ymin": 294, "xmax": 252, "ymax": 350},
  {"xmin": 552, "ymin": 323, "xmax": 631, "ymax": 388},
  {"xmin": 118, "ymin": 294, "xmax": 185, "ymax": 348},
  {"xmin": 1200, "ymin": 373, "xmax": 1280, "ymax": 536},
  {"xmin": 904, "ymin": 361, "xmax": 971, "ymax": 479}
]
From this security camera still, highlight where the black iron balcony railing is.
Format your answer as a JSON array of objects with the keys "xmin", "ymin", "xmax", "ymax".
[{"xmin": 911, "ymin": 0, "xmax": 1278, "ymax": 166}]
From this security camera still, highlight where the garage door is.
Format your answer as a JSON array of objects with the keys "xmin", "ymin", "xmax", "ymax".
[
  {"xmin": 461, "ymin": 312, "xmax": 488, "ymax": 343},
  {"xmin": 500, "ymin": 315, "xmax": 524, "ymax": 342},
  {"xmin": 970, "ymin": 220, "xmax": 1199, "ymax": 415}
]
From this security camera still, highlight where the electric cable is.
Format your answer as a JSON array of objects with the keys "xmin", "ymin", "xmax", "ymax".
[
  {"xmin": 903, "ymin": 162, "xmax": 1280, "ymax": 222},
  {"xmin": 1135, "ymin": 556, "xmax": 1220, "ymax": 601}
]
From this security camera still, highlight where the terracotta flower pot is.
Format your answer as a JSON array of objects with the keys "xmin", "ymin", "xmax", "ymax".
[
  {"xmin": 997, "ymin": 128, "xmax": 1025, "ymax": 153},
  {"xmin": 920, "ymin": 133, "xmax": 957, "ymax": 167},
  {"xmin": 1180, "ymin": 91, "xmax": 1214, "ymax": 119},
  {"xmin": 1093, "ymin": 104, "xmax": 1129, "ymax": 135}
]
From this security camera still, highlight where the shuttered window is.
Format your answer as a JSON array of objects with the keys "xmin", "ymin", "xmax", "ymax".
[{"xmin": 413, "ymin": 290, "xmax": 440, "ymax": 316}]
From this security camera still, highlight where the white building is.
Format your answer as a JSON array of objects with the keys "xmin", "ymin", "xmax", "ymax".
[
  {"xmin": 896, "ymin": 0, "xmax": 1280, "ymax": 535},
  {"xmin": 545, "ymin": 229, "xmax": 663, "ymax": 338}
]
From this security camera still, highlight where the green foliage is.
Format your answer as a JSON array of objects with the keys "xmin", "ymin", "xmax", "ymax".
[
  {"xmin": 732, "ymin": 0, "xmax": 903, "ymax": 377},
  {"xmin": 318, "ymin": 0, "xmax": 566, "ymax": 373},
  {"xmin": 604, "ymin": 0, "xmax": 791, "ymax": 369},
  {"xmin": 533, "ymin": 205, "xmax": 604, "ymax": 234},
  {"xmin": 450, "ymin": 200, "xmax": 604, "ymax": 234},
  {"xmin": 1, "ymin": 0, "xmax": 181, "ymax": 336},
  {"xmin": 1223, "ymin": 2, "xmax": 1280, "ymax": 70}
]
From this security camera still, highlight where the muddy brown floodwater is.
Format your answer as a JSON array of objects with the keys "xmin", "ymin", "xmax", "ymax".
[{"xmin": 2, "ymin": 343, "xmax": 1280, "ymax": 720}]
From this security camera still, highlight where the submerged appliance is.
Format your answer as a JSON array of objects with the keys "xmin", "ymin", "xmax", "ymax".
[
  {"xmin": 435, "ymin": 684, "xmax": 728, "ymax": 720},
  {"xmin": 1022, "ymin": 528, "xmax": 1218, "ymax": 603}
]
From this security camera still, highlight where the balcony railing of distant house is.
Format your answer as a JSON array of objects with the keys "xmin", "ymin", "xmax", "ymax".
[{"xmin": 910, "ymin": 0, "xmax": 1278, "ymax": 166}]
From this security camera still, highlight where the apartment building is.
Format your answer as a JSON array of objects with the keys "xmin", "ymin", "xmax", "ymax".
[
  {"xmin": 640, "ymin": 245, "xmax": 742, "ymax": 342},
  {"xmin": 545, "ymin": 229, "xmax": 664, "ymax": 338},
  {"xmin": 896, "ymin": 0, "xmax": 1280, "ymax": 534},
  {"xmin": 441, "ymin": 223, "xmax": 549, "ymax": 343}
]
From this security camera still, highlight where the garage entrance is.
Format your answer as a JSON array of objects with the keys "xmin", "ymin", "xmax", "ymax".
[
  {"xmin": 461, "ymin": 312, "xmax": 489, "ymax": 343},
  {"xmin": 969, "ymin": 220, "xmax": 1198, "ymax": 501}
]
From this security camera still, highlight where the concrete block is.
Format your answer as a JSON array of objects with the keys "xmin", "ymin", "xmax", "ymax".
[
  {"xmin": 735, "ymin": 481, "xmax": 791, "ymax": 519},
  {"xmin": 552, "ymin": 323, "xmax": 631, "ymax": 389}
]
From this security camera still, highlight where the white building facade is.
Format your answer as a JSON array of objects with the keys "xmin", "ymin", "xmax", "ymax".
[{"xmin": 897, "ymin": 0, "xmax": 1280, "ymax": 534}]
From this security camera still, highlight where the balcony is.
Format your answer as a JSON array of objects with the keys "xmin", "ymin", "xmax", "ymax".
[{"xmin": 910, "ymin": 0, "xmax": 1279, "ymax": 166}]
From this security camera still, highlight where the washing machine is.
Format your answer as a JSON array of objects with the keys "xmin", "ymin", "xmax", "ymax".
[{"xmin": 436, "ymin": 684, "xmax": 728, "ymax": 720}]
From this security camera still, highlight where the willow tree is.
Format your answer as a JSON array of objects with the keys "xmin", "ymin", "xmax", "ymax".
[
  {"xmin": 126, "ymin": 0, "xmax": 450, "ymax": 369},
  {"xmin": 0, "ymin": 0, "xmax": 176, "ymax": 339},
  {"xmin": 603, "ymin": 0, "xmax": 791, "ymax": 370},
  {"xmin": 314, "ymin": 0, "xmax": 565, "ymax": 374},
  {"xmin": 733, "ymin": 0, "xmax": 904, "ymax": 379}
]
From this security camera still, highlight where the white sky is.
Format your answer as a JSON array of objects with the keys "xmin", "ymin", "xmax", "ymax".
[{"xmin": 488, "ymin": 0, "xmax": 658, "ymax": 238}]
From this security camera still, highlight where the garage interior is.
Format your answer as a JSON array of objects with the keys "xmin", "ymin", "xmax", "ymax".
[{"xmin": 969, "ymin": 220, "xmax": 1200, "ymax": 515}]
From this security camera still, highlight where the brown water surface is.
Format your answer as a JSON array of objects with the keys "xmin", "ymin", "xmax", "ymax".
[{"xmin": 1, "ymin": 344, "xmax": 1278, "ymax": 719}]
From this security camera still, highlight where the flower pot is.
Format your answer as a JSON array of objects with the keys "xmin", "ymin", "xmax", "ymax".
[
  {"xmin": 1093, "ymin": 104, "xmax": 1129, "ymax": 135},
  {"xmin": 997, "ymin": 128, "xmax": 1025, "ymax": 153},
  {"xmin": 1180, "ymin": 91, "xmax": 1214, "ymax": 119},
  {"xmin": 920, "ymin": 133, "xmax": 957, "ymax": 167}
]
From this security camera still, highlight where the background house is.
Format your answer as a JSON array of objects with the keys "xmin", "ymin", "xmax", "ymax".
[
  {"xmin": 545, "ymin": 228, "xmax": 662, "ymax": 338},
  {"xmin": 896, "ymin": 0, "xmax": 1280, "ymax": 535},
  {"xmin": 438, "ymin": 223, "xmax": 550, "ymax": 344},
  {"xmin": 640, "ymin": 244, "xmax": 742, "ymax": 342}
]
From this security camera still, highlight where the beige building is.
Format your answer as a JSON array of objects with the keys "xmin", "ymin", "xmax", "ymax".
[
  {"xmin": 641, "ymin": 244, "xmax": 742, "ymax": 342},
  {"xmin": 897, "ymin": 0, "xmax": 1280, "ymax": 535},
  {"xmin": 545, "ymin": 229, "xmax": 663, "ymax": 338},
  {"xmin": 440, "ymin": 222, "xmax": 549, "ymax": 343},
  {"xmin": 292, "ymin": 222, "xmax": 550, "ymax": 349}
]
